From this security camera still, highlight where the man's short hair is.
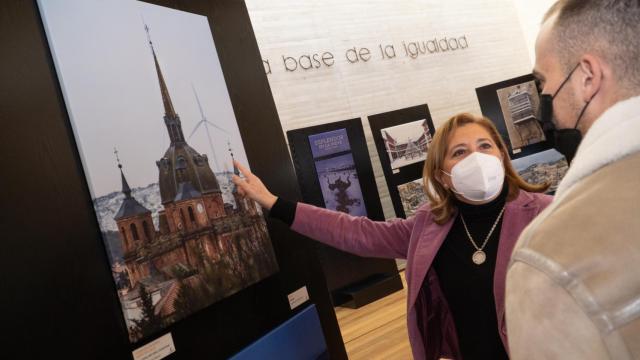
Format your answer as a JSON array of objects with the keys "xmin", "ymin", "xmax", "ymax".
[{"xmin": 544, "ymin": 0, "xmax": 640, "ymax": 94}]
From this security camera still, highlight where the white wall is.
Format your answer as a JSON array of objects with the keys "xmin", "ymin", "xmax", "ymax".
[
  {"xmin": 245, "ymin": 0, "xmax": 538, "ymax": 218},
  {"xmin": 512, "ymin": 0, "xmax": 556, "ymax": 64}
]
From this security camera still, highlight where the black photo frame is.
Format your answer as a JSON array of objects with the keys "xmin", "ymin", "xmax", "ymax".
[
  {"xmin": 0, "ymin": 1, "xmax": 346, "ymax": 359},
  {"xmin": 368, "ymin": 104, "xmax": 435, "ymax": 219},
  {"xmin": 476, "ymin": 74, "xmax": 553, "ymax": 160},
  {"xmin": 287, "ymin": 119, "xmax": 403, "ymax": 307}
]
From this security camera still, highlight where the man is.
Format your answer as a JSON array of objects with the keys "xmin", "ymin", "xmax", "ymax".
[{"xmin": 505, "ymin": 1, "xmax": 640, "ymax": 359}]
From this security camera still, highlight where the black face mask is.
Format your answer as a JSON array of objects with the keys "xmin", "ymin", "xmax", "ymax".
[{"xmin": 538, "ymin": 63, "xmax": 592, "ymax": 164}]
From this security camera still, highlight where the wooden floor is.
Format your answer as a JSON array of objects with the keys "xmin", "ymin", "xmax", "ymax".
[{"xmin": 335, "ymin": 271, "xmax": 412, "ymax": 359}]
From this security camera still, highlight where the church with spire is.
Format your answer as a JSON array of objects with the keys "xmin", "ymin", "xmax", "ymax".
[{"xmin": 111, "ymin": 24, "xmax": 277, "ymax": 341}]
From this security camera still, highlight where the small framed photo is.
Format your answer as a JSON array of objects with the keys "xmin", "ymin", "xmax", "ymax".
[
  {"xmin": 511, "ymin": 149, "xmax": 569, "ymax": 195},
  {"xmin": 476, "ymin": 74, "xmax": 553, "ymax": 159},
  {"xmin": 397, "ymin": 179, "xmax": 429, "ymax": 218},
  {"xmin": 287, "ymin": 119, "xmax": 385, "ymax": 220},
  {"xmin": 368, "ymin": 104, "xmax": 435, "ymax": 218}
]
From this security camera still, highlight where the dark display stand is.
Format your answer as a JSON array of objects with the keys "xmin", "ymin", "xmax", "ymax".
[
  {"xmin": 287, "ymin": 119, "xmax": 404, "ymax": 309},
  {"xmin": 0, "ymin": 1, "xmax": 346, "ymax": 359},
  {"xmin": 368, "ymin": 104, "xmax": 435, "ymax": 218}
]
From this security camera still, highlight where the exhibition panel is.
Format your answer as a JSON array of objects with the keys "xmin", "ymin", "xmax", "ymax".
[
  {"xmin": 0, "ymin": 0, "xmax": 346, "ymax": 359},
  {"xmin": 368, "ymin": 105, "xmax": 435, "ymax": 219},
  {"xmin": 287, "ymin": 119, "xmax": 403, "ymax": 308}
]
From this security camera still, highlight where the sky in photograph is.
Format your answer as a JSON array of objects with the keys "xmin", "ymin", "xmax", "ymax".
[{"xmin": 39, "ymin": 0, "xmax": 249, "ymax": 197}]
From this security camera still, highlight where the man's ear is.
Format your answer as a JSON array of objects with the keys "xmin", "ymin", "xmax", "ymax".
[{"xmin": 579, "ymin": 54, "xmax": 603, "ymax": 102}]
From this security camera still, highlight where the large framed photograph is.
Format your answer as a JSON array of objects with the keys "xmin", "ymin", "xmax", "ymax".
[
  {"xmin": 368, "ymin": 104, "xmax": 435, "ymax": 218},
  {"xmin": 476, "ymin": 74, "xmax": 553, "ymax": 159},
  {"xmin": 511, "ymin": 149, "xmax": 569, "ymax": 194},
  {"xmin": 38, "ymin": 0, "xmax": 278, "ymax": 344}
]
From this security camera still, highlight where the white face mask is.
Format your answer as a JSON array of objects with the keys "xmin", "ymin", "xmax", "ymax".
[{"xmin": 442, "ymin": 152, "xmax": 505, "ymax": 202}]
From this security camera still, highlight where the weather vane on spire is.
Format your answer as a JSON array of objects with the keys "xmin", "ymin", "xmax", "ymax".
[
  {"xmin": 142, "ymin": 15, "xmax": 153, "ymax": 48},
  {"xmin": 114, "ymin": 147, "xmax": 122, "ymax": 169}
]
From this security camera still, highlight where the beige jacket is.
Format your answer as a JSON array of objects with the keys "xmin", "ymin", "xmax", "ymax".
[{"xmin": 505, "ymin": 95, "xmax": 640, "ymax": 359}]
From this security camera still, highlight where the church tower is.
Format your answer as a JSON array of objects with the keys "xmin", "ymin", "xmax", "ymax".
[
  {"xmin": 143, "ymin": 24, "xmax": 226, "ymax": 227},
  {"xmin": 113, "ymin": 151, "xmax": 155, "ymax": 288}
]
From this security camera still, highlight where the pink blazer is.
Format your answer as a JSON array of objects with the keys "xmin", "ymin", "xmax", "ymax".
[{"xmin": 291, "ymin": 190, "xmax": 552, "ymax": 359}]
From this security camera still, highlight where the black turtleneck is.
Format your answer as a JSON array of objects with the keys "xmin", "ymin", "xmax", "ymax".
[{"xmin": 432, "ymin": 183, "xmax": 510, "ymax": 360}]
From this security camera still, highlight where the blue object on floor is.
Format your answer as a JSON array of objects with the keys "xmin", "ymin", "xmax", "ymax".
[{"xmin": 229, "ymin": 304, "xmax": 328, "ymax": 360}]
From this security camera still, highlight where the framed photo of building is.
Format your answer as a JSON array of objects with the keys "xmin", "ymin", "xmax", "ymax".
[
  {"xmin": 368, "ymin": 104, "xmax": 435, "ymax": 218},
  {"xmin": 38, "ymin": 0, "xmax": 284, "ymax": 347},
  {"xmin": 476, "ymin": 74, "xmax": 554, "ymax": 159},
  {"xmin": 382, "ymin": 119, "xmax": 433, "ymax": 170},
  {"xmin": 511, "ymin": 149, "xmax": 569, "ymax": 194},
  {"xmin": 39, "ymin": 0, "xmax": 281, "ymax": 344},
  {"xmin": 496, "ymin": 80, "xmax": 545, "ymax": 149}
]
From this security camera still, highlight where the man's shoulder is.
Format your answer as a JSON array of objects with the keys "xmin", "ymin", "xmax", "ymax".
[
  {"xmin": 520, "ymin": 153, "xmax": 639, "ymax": 253},
  {"xmin": 509, "ymin": 152, "xmax": 640, "ymax": 345}
]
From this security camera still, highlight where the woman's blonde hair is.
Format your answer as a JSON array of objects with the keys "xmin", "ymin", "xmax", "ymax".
[{"xmin": 423, "ymin": 113, "xmax": 549, "ymax": 224}]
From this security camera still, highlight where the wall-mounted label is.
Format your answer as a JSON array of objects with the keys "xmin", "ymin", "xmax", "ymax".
[
  {"xmin": 132, "ymin": 333, "xmax": 176, "ymax": 360},
  {"xmin": 288, "ymin": 286, "xmax": 310, "ymax": 310}
]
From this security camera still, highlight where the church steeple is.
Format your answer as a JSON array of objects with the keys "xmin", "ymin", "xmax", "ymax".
[
  {"xmin": 114, "ymin": 148, "xmax": 152, "ymax": 221},
  {"xmin": 115, "ymin": 148, "xmax": 132, "ymax": 198},
  {"xmin": 120, "ymin": 169, "xmax": 132, "ymax": 198},
  {"xmin": 144, "ymin": 23, "xmax": 185, "ymax": 144}
]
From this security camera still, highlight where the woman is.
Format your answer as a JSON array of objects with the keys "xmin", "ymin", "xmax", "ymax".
[{"xmin": 232, "ymin": 113, "xmax": 552, "ymax": 360}]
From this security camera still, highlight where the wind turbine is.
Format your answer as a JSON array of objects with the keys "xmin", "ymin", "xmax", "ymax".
[{"xmin": 188, "ymin": 84, "xmax": 229, "ymax": 172}]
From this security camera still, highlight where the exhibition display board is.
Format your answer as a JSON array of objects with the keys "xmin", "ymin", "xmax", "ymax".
[
  {"xmin": 287, "ymin": 119, "xmax": 403, "ymax": 307},
  {"xmin": 0, "ymin": 1, "xmax": 346, "ymax": 359},
  {"xmin": 368, "ymin": 105, "xmax": 435, "ymax": 218}
]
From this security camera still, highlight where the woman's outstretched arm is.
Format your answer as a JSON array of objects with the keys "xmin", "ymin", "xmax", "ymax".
[{"xmin": 232, "ymin": 161, "xmax": 414, "ymax": 259}]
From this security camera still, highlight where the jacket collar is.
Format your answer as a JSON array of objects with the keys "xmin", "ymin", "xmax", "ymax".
[
  {"xmin": 506, "ymin": 188, "xmax": 536, "ymax": 209},
  {"xmin": 556, "ymin": 95, "xmax": 640, "ymax": 200},
  {"xmin": 408, "ymin": 189, "xmax": 535, "ymax": 310}
]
